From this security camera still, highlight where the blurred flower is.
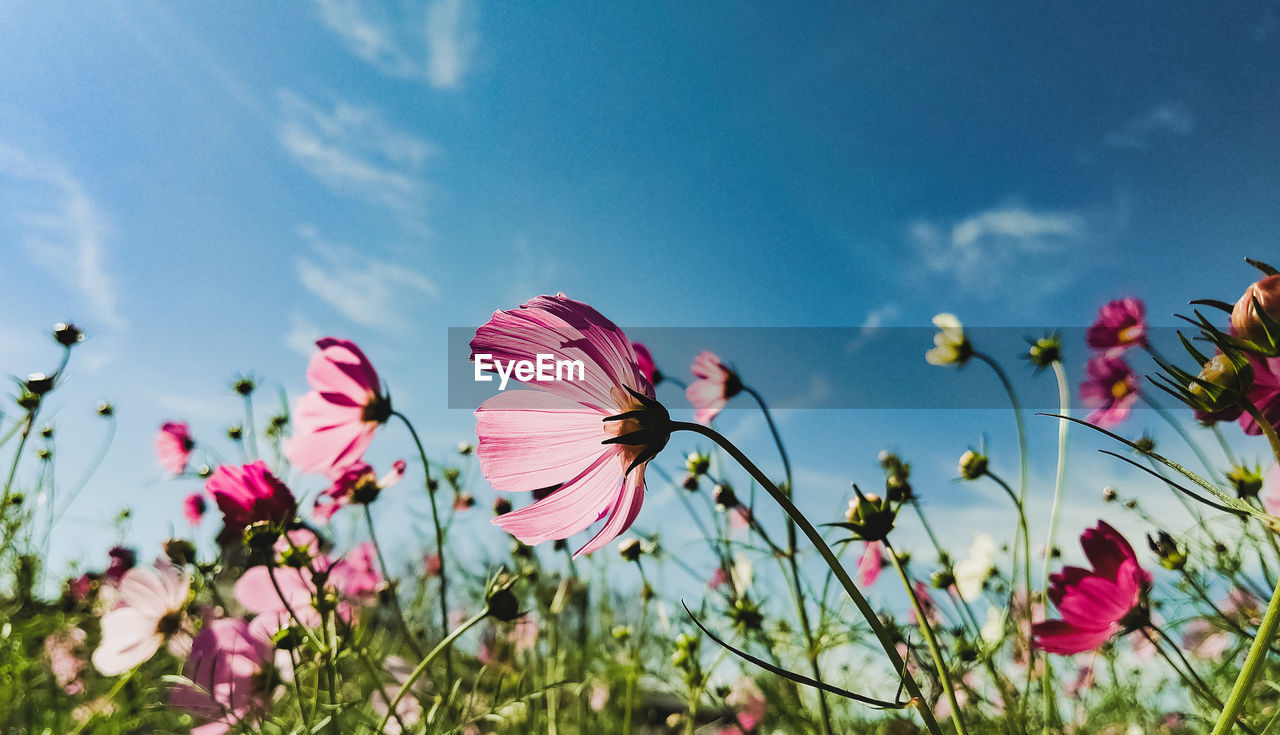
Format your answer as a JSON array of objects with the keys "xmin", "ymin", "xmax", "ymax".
[
  {"xmin": 1081, "ymin": 355, "xmax": 1139, "ymax": 427},
  {"xmin": 1181, "ymin": 619, "xmax": 1231, "ymax": 660},
  {"xmin": 955, "ymin": 534, "xmax": 997, "ymax": 600},
  {"xmin": 373, "ymin": 656, "xmax": 425, "ymax": 734},
  {"xmin": 632, "ymin": 341, "xmax": 662, "ymax": 386},
  {"xmin": 1231, "ymin": 274, "xmax": 1280, "ymax": 344},
  {"xmin": 1033, "ymin": 521, "xmax": 1151, "ymax": 654},
  {"xmin": 1147, "ymin": 531, "xmax": 1187, "ymax": 570},
  {"xmin": 1264, "ymin": 465, "xmax": 1280, "ymax": 515},
  {"xmin": 155, "ymin": 422, "xmax": 194, "ymax": 476},
  {"xmin": 53, "ymin": 322, "xmax": 84, "ymax": 347},
  {"xmin": 285, "ymin": 338, "xmax": 390, "ymax": 476},
  {"xmin": 1086, "ymin": 299, "xmax": 1147, "ymax": 356},
  {"xmin": 206, "ymin": 461, "xmax": 297, "ymax": 534},
  {"xmin": 312, "ymin": 459, "xmax": 405, "ymax": 523},
  {"xmin": 45, "ymin": 627, "xmax": 87, "ymax": 694},
  {"xmin": 925, "ymin": 313, "xmax": 971, "ymax": 367},
  {"xmin": 169, "ymin": 617, "xmax": 274, "ymax": 735},
  {"xmin": 957, "ymin": 449, "xmax": 988, "ymax": 480},
  {"xmin": 92, "ymin": 564, "xmax": 190, "ymax": 675},
  {"xmin": 328, "ymin": 542, "xmax": 384, "ymax": 602},
  {"xmin": 104, "ymin": 546, "xmax": 136, "ymax": 585},
  {"xmin": 423, "ymin": 552, "xmax": 442, "ymax": 577},
  {"xmin": 1063, "ymin": 661, "xmax": 1096, "ymax": 697},
  {"xmin": 470, "ymin": 294, "xmax": 669, "ymax": 557},
  {"xmin": 720, "ymin": 676, "xmax": 766, "ymax": 734},
  {"xmin": 588, "ymin": 681, "xmax": 609, "ymax": 711},
  {"xmin": 907, "ymin": 581, "xmax": 938, "ymax": 625},
  {"xmin": 183, "ymin": 492, "xmax": 207, "ymax": 526},
  {"xmin": 686, "ymin": 350, "xmax": 741, "ymax": 424},
  {"xmin": 857, "ymin": 541, "xmax": 885, "ymax": 587}
]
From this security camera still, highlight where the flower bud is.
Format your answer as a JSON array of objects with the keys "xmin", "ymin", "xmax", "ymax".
[
  {"xmin": 729, "ymin": 597, "xmax": 763, "ymax": 631},
  {"xmin": 1026, "ymin": 334, "xmax": 1062, "ymax": 371},
  {"xmin": 1231, "ymin": 274, "xmax": 1280, "ymax": 343},
  {"xmin": 493, "ymin": 497, "xmax": 513, "ymax": 516},
  {"xmin": 96, "ymin": 402, "xmax": 115, "ymax": 417},
  {"xmin": 1148, "ymin": 531, "xmax": 1188, "ymax": 571},
  {"xmin": 958, "ymin": 450, "xmax": 988, "ymax": 480},
  {"xmin": 611, "ymin": 625, "xmax": 632, "ymax": 642},
  {"xmin": 36, "ymin": 447, "xmax": 52, "ymax": 461},
  {"xmin": 1227, "ymin": 465, "xmax": 1264, "ymax": 499},
  {"xmin": 457, "ymin": 441, "xmax": 474, "ymax": 456},
  {"xmin": 485, "ymin": 587, "xmax": 521, "ymax": 622},
  {"xmin": 444, "ymin": 468, "xmax": 461, "ymax": 486},
  {"xmin": 1102, "ymin": 486, "xmax": 1118, "ymax": 502},
  {"xmin": 713, "ymin": 484, "xmax": 738, "ymax": 510},
  {"xmin": 232, "ymin": 376, "xmax": 257, "ymax": 396},
  {"xmin": 164, "ymin": 538, "xmax": 197, "ymax": 566},
  {"xmin": 227, "ymin": 424, "xmax": 244, "ymax": 441},
  {"xmin": 685, "ymin": 452, "xmax": 711, "ymax": 476},
  {"xmin": 681, "ymin": 473, "xmax": 699, "ymax": 491},
  {"xmin": 243, "ymin": 520, "xmax": 281, "ymax": 552},
  {"xmin": 53, "ymin": 322, "xmax": 84, "ymax": 347},
  {"xmin": 25, "ymin": 373, "xmax": 54, "ymax": 397},
  {"xmin": 40, "ymin": 425, "xmax": 53, "ymax": 439},
  {"xmin": 931, "ymin": 569, "xmax": 956, "ymax": 589},
  {"xmin": 618, "ymin": 538, "xmax": 643, "ymax": 562}
]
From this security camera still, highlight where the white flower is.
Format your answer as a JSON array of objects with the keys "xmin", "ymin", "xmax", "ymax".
[
  {"xmin": 954, "ymin": 533, "xmax": 997, "ymax": 600},
  {"xmin": 925, "ymin": 313, "xmax": 972, "ymax": 366},
  {"xmin": 981, "ymin": 606, "xmax": 1005, "ymax": 645},
  {"xmin": 91, "ymin": 565, "xmax": 189, "ymax": 675}
]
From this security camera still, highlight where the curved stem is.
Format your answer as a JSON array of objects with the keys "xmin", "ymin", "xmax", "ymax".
[
  {"xmin": 886, "ymin": 539, "xmax": 970, "ymax": 735},
  {"xmin": 1038, "ymin": 360, "xmax": 1071, "ymax": 731},
  {"xmin": 672, "ymin": 421, "xmax": 944, "ymax": 734},
  {"xmin": 376, "ymin": 608, "xmax": 488, "ymax": 735},
  {"xmin": 1142, "ymin": 394, "xmax": 1218, "ymax": 479},
  {"xmin": 987, "ymin": 470, "xmax": 1034, "ymax": 720},
  {"xmin": 392, "ymin": 410, "xmax": 450, "ymax": 681}
]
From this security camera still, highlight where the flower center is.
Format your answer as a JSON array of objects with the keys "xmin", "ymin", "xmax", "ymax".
[
  {"xmin": 1110, "ymin": 379, "xmax": 1132, "ymax": 400},
  {"xmin": 1118, "ymin": 324, "xmax": 1142, "ymax": 344},
  {"xmin": 601, "ymin": 387, "xmax": 672, "ymax": 475},
  {"xmin": 362, "ymin": 392, "xmax": 392, "ymax": 423},
  {"xmin": 155, "ymin": 610, "xmax": 182, "ymax": 637}
]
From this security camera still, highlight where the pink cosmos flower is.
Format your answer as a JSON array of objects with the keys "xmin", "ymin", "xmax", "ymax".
[
  {"xmin": 1032, "ymin": 521, "xmax": 1151, "ymax": 655},
  {"xmin": 327, "ymin": 542, "xmax": 384, "ymax": 602},
  {"xmin": 206, "ymin": 461, "xmax": 297, "ymax": 533},
  {"xmin": 1080, "ymin": 355, "xmax": 1139, "ymax": 427},
  {"xmin": 170, "ymin": 617, "xmax": 274, "ymax": 735},
  {"xmin": 184, "ymin": 492, "xmax": 208, "ymax": 526},
  {"xmin": 686, "ymin": 351, "xmax": 741, "ymax": 424},
  {"xmin": 470, "ymin": 294, "xmax": 668, "ymax": 557},
  {"xmin": 374, "ymin": 656, "xmax": 426, "ymax": 734},
  {"xmin": 632, "ymin": 341, "xmax": 661, "ymax": 386},
  {"xmin": 1237, "ymin": 355, "xmax": 1280, "ymax": 437},
  {"xmin": 858, "ymin": 541, "xmax": 885, "ymax": 587},
  {"xmin": 1086, "ymin": 299, "xmax": 1147, "ymax": 356},
  {"xmin": 708, "ymin": 566, "xmax": 728, "ymax": 590},
  {"xmin": 285, "ymin": 338, "xmax": 391, "ymax": 476},
  {"xmin": 156, "ymin": 422, "xmax": 194, "ymax": 476},
  {"xmin": 92, "ymin": 564, "xmax": 190, "ymax": 675},
  {"xmin": 720, "ymin": 677, "xmax": 766, "ymax": 734},
  {"xmin": 423, "ymin": 553, "xmax": 442, "ymax": 578},
  {"xmin": 312, "ymin": 459, "xmax": 405, "ymax": 523},
  {"xmin": 907, "ymin": 580, "xmax": 938, "ymax": 625}
]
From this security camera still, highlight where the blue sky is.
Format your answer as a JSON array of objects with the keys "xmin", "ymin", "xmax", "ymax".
[{"xmin": 1, "ymin": 1, "xmax": 1279, "ymax": 598}]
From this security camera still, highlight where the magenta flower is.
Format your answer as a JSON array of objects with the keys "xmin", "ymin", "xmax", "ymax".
[
  {"xmin": 234, "ymin": 531, "xmax": 375, "ymax": 637},
  {"xmin": 105, "ymin": 546, "xmax": 137, "ymax": 585},
  {"xmin": 1237, "ymin": 355, "xmax": 1280, "ymax": 437},
  {"xmin": 686, "ymin": 351, "xmax": 742, "ymax": 424},
  {"xmin": 156, "ymin": 422, "xmax": 194, "ymax": 476},
  {"xmin": 857, "ymin": 541, "xmax": 885, "ymax": 587},
  {"xmin": 632, "ymin": 341, "xmax": 661, "ymax": 386},
  {"xmin": 1086, "ymin": 299, "xmax": 1147, "ymax": 356},
  {"xmin": 206, "ymin": 461, "xmax": 297, "ymax": 533},
  {"xmin": 311, "ymin": 459, "xmax": 405, "ymax": 523},
  {"xmin": 169, "ymin": 617, "xmax": 274, "ymax": 735},
  {"xmin": 285, "ymin": 338, "xmax": 390, "ymax": 476},
  {"xmin": 184, "ymin": 492, "xmax": 207, "ymax": 526},
  {"xmin": 470, "ymin": 294, "xmax": 668, "ymax": 557},
  {"xmin": 1032, "ymin": 521, "xmax": 1151, "ymax": 655},
  {"xmin": 92, "ymin": 564, "xmax": 190, "ymax": 675},
  {"xmin": 1080, "ymin": 355, "xmax": 1139, "ymax": 427},
  {"xmin": 328, "ymin": 542, "xmax": 384, "ymax": 601}
]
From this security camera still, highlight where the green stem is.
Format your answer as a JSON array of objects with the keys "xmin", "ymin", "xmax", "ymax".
[
  {"xmin": 1211, "ymin": 406, "xmax": 1280, "ymax": 735},
  {"xmin": 1039, "ymin": 360, "xmax": 1072, "ymax": 731},
  {"xmin": 393, "ymin": 410, "xmax": 451, "ymax": 681},
  {"xmin": 672, "ymin": 421, "xmax": 944, "ymax": 735},
  {"xmin": 376, "ymin": 608, "xmax": 488, "ymax": 734},
  {"xmin": 1143, "ymin": 394, "xmax": 1218, "ymax": 479},
  {"xmin": 363, "ymin": 505, "xmax": 425, "ymax": 658},
  {"xmin": 886, "ymin": 539, "xmax": 970, "ymax": 735}
]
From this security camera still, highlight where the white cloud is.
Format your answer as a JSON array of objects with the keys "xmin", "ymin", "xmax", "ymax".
[
  {"xmin": 310, "ymin": 0, "xmax": 478, "ymax": 90},
  {"xmin": 908, "ymin": 204, "xmax": 1086, "ymax": 289},
  {"xmin": 295, "ymin": 227, "xmax": 439, "ymax": 331},
  {"xmin": 846, "ymin": 303, "xmax": 901, "ymax": 354},
  {"xmin": 0, "ymin": 142, "xmax": 126, "ymax": 331},
  {"xmin": 277, "ymin": 90, "xmax": 436, "ymax": 214},
  {"xmin": 1104, "ymin": 103, "xmax": 1194, "ymax": 150},
  {"xmin": 285, "ymin": 312, "xmax": 324, "ymax": 358}
]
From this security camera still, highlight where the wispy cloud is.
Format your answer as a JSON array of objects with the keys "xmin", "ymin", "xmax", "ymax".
[
  {"xmin": 277, "ymin": 90, "xmax": 436, "ymax": 215},
  {"xmin": 0, "ymin": 142, "xmax": 126, "ymax": 330},
  {"xmin": 1104, "ymin": 103, "xmax": 1194, "ymax": 150},
  {"xmin": 846, "ymin": 303, "xmax": 901, "ymax": 354},
  {"xmin": 908, "ymin": 204, "xmax": 1086, "ymax": 290},
  {"xmin": 310, "ymin": 0, "xmax": 478, "ymax": 90},
  {"xmin": 295, "ymin": 226, "xmax": 439, "ymax": 331},
  {"xmin": 285, "ymin": 312, "xmax": 324, "ymax": 358}
]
